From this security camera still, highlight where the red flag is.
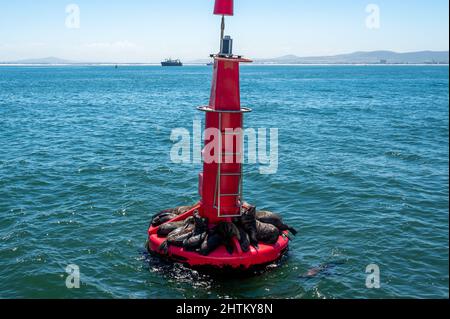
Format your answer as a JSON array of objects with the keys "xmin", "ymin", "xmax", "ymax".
[{"xmin": 214, "ymin": 0, "xmax": 234, "ymax": 16}]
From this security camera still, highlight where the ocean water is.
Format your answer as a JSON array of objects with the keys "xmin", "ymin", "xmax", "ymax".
[{"xmin": 0, "ymin": 65, "xmax": 448, "ymax": 299}]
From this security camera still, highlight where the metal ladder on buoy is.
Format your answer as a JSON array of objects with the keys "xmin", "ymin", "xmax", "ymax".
[{"xmin": 213, "ymin": 111, "xmax": 244, "ymax": 218}]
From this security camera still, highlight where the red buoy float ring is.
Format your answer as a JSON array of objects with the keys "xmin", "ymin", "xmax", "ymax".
[{"xmin": 147, "ymin": 204, "xmax": 290, "ymax": 269}]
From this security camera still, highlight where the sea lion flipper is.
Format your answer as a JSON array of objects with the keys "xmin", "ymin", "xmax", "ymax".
[
  {"xmin": 225, "ymin": 242, "xmax": 234, "ymax": 255},
  {"xmin": 151, "ymin": 216, "xmax": 161, "ymax": 227},
  {"xmin": 159, "ymin": 241, "xmax": 169, "ymax": 254},
  {"xmin": 288, "ymin": 227, "xmax": 298, "ymax": 236}
]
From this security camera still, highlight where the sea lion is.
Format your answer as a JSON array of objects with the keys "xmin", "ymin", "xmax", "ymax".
[
  {"xmin": 183, "ymin": 232, "xmax": 208, "ymax": 251},
  {"xmin": 176, "ymin": 206, "xmax": 193, "ymax": 215},
  {"xmin": 256, "ymin": 211, "xmax": 298, "ymax": 235},
  {"xmin": 236, "ymin": 225, "xmax": 251, "ymax": 253},
  {"xmin": 199, "ymin": 233, "xmax": 223, "ymax": 256},
  {"xmin": 151, "ymin": 209, "xmax": 171, "ymax": 224},
  {"xmin": 151, "ymin": 213, "xmax": 178, "ymax": 227},
  {"xmin": 158, "ymin": 211, "xmax": 206, "ymax": 253},
  {"xmin": 161, "ymin": 231, "xmax": 194, "ymax": 254},
  {"xmin": 150, "ymin": 206, "xmax": 193, "ymax": 227},
  {"xmin": 157, "ymin": 216, "xmax": 194, "ymax": 237},
  {"xmin": 237, "ymin": 205, "xmax": 259, "ymax": 249},
  {"xmin": 299, "ymin": 261, "xmax": 346, "ymax": 279},
  {"xmin": 182, "ymin": 214, "xmax": 209, "ymax": 251},
  {"xmin": 215, "ymin": 222, "xmax": 241, "ymax": 255},
  {"xmin": 198, "ymin": 222, "xmax": 241, "ymax": 256},
  {"xmin": 157, "ymin": 220, "xmax": 184, "ymax": 237},
  {"xmin": 158, "ymin": 219, "xmax": 197, "ymax": 254},
  {"xmin": 256, "ymin": 220, "xmax": 280, "ymax": 245},
  {"xmin": 151, "ymin": 207, "xmax": 178, "ymax": 220},
  {"xmin": 190, "ymin": 212, "xmax": 208, "ymax": 235},
  {"xmin": 158, "ymin": 226, "xmax": 193, "ymax": 254}
]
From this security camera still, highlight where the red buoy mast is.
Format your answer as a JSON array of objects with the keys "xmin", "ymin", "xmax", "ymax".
[{"xmin": 198, "ymin": 0, "xmax": 252, "ymax": 224}]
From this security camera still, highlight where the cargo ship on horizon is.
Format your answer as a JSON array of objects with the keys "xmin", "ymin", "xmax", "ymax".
[{"xmin": 161, "ymin": 58, "xmax": 183, "ymax": 66}]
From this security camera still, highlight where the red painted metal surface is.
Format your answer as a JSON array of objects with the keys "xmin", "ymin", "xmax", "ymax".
[
  {"xmin": 148, "ymin": 206, "xmax": 290, "ymax": 269},
  {"xmin": 214, "ymin": 0, "xmax": 234, "ymax": 16},
  {"xmin": 200, "ymin": 57, "xmax": 247, "ymax": 224}
]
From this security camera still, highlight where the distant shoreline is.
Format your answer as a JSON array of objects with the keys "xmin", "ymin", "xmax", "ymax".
[
  {"xmin": 4, "ymin": 51, "xmax": 447, "ymax": 66},
  {"xmin": 0, "ymin": 63, "xmax": 448, "ymax": 67}
]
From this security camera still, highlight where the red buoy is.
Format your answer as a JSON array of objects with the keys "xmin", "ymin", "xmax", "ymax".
[{"xmin": 147, "ymin": 1, "xmax": 291, "ymax": 269}]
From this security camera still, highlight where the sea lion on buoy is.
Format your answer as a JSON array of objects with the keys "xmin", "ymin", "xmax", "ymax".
[
  {"xmin": 151, "ymin": 207, "xmax": 178, "ymax": 220},
  {"xmin": 256, "ymin": 211, "xmax": 298, "ymax": 235},
  {"xmin": 236, "ymin": 225, "xmax": 250, "ymax": 253},
  {"xmin": 158, "ymin": 212, "xmax": 202, "ymax": 253},
  {"xmin": 198, "ymin": 222, "xmax": 241, "ymax": 256},
  {"xmin": 182, "ymin": 215, "xmax": 209, "ymax": 251},
  {"xmin": 162, "ymin": 231, "xmax": 194, "ymax": 254},
  {"xmin": 151, "ymin": 213, "xmax": 178, "ymax": 227},
  {"xmin": 256, "ymin": 220, "xmax": 280, "ymax": 245},
  {"xmin": 183, "ymin": 232, "xmax": 208, "ymax": 251},
  {"xmin": 158, "ymin": 226, "xmax": 193, "ymax": 254},
  {"xmin": 151, "ymin": 209, "xmax": 173, "ymax": 223},
  {"xmin": 176, "ymin": 206, "xmax": 193, "ymax": 215},
  {"xmin": 157, "ymin": 220, "xmax": 184, "ymax": 237},
  {"xmin": 237, "ymin": 205, "xmax": 259, "ymax": 249},
  {"xmin": 198, "ymin": 233, "xmax": 223, "ymax": 256},
  {"xmin": 215, "ymin": 222, "xmax": 241, "ymax": 255},
  {"xmin": 151, "ymin": 206, "xmax": 193, "ymax": 227},
  {"xmin": 157, "ymin": 216, "xmax": 194, "ymax": 237}
]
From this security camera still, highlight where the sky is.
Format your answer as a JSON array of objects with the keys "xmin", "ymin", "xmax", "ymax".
[{"xmin": 0, "ymin": 0, "xmax": 448, "ymax": 62}]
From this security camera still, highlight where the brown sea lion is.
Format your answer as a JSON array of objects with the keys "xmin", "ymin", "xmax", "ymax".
[
  {"xmin": 199, "ymin": 233, "xmax": 223, "ymax": 256},
  {"xmin": 215, "ymin": 222, "xmax": 241, "ymax": 255},
  {"xmin": 183, "ymin": 232, "xmax": 208, "ymax": 251},
  {"xmin": 157, "ymin": 216, "xmax": 194, "ymax": 237},
  {"xmin": 198, "ymin": 222, "xmax": 241, "ymax": 256},
  {"xmin": 158, "ymin": 213, "xmax": 200, "ymax": 253},
  {"xmin": 158, "ymin": 211, "xmax": 206, "ymax": 253},
  {"xmin": 151, "ymin": 213, "xmax": 178, "ymax": 227},
  {"xmin": 256, "ymin": 220, "xmax": 280, "ymax": 245},
  {"xmin": 182, "ymin": 214, "xmax": 209, "ymax": 251},
  {"xmin": 236, "ymin": 225, "xmax": 251, "ymax": 253},
  {"xmin": 157, "ymin": 221, "xmax": 184, "ymax": 237},
  {"xmin": 236, "ymin": 205, "xmax": 259, "ymax": 249},
  {"xmin": 150, "ymin": 205, "xmax": 193, "ymax": 227},
  {"xmin": 256, "ymin": 211, "xmax": 298, "ymax": 235},
  {"xmin": 158, "ymin": 226, "xmax": 194, "ymax": 254},
  {"xmin": 299, "ymin": 261, "xmax": 346, "ymax": 279},
  {"xmin": 176, "ymin": 206, "xmax": 193, "ymax": 215}
]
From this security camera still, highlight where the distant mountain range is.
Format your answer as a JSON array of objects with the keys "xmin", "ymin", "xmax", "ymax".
[
  {"xmin": 1, "ymin": 51, "xmax": 448, "ymax": 65},
  {"xmin": 190, "ymin": 51, "xmax": 449, "ymax": 65},
  {"xmin": 254, "ymin": 51, "xmax": 449, "ymax": 65},
  {"xmin": 2, "ymin": 56, "xmax": 75, "ymax": 64}
]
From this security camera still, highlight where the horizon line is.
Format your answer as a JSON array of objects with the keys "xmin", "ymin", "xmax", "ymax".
[{"xmin": 2, "ymin": 49, "xmax": 449, "ymax": 64}]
